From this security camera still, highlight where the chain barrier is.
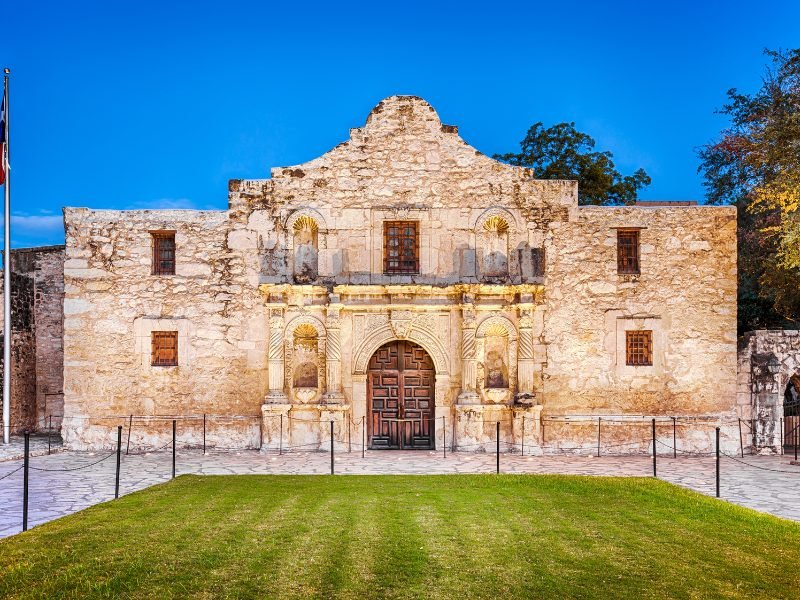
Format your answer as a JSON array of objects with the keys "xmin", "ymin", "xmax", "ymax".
[{"xmin": 0, "ymin": 464, "xmax": 23, "ymax": 481}]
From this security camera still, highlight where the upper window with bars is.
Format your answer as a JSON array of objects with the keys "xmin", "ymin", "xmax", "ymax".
[
  {"xmin": 151, "ymin": 231, "xmax": 176, "ymax": 275},
  {"xmin": 617, "ymin": 229, "xmax": 640, "ymax": 275},
  {"xmin": 383, "ymin": 221, "xmax": 419, "ymax": 274}
]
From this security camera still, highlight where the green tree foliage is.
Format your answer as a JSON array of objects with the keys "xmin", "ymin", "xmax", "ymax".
[
  {"xmin": 495, "ymin": 122, "xmax": 651, "ymax": 205},
  {"xmin": 699, "ymin": 49, "xmax": 800, "ymax": 332}
]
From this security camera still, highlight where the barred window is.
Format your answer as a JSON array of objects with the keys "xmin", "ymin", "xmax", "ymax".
[
  {"xmin": 626, "ymin": 330, "xmax": 652, "ymax": 366},
  {"xmin": 151, "ymin": 231, "xmax": 176, "ymax": 275},
  {"xmin": 617, "ymin": 229, "xmax": 640, "ymax": 274},
  {"xmin": 383, "ymin": 221, "xmax": 419, "ymax": 274},
  {"xmin": 151, "ymin": 331, "xmax": 178, "ymax": 366}
]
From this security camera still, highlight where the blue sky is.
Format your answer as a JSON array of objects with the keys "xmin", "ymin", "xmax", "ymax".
[{"xmin": 2, "ymin": 0, "xmax": 799, "ymax": 248}]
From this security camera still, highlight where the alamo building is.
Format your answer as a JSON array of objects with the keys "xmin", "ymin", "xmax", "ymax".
[{"xmin": 14, "ymin": 94, "xmax": 795, "ymax": 455}]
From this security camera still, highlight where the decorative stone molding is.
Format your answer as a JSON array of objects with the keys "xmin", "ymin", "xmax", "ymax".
[
  {"xmin": 473, "ymin": 206, "xmax": 518, "ymax": 234},
  {"xmin": 285, "ymin": 208, "xmax": 328, "ymax": 243},
  {"xmin": 352, "ymin": 312, "xmax": 450, "ymax": 375},
  {"xmin": 324, "ymin": 301, "xmax": 344, "ymax": 402}
]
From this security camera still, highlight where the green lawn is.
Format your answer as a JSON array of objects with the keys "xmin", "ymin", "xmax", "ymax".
[{"xmin": 1, "ymin": 475, "xmax": 798, "ymax": 599}]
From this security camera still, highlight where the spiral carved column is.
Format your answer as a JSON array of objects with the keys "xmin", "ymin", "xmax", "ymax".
[
  {"xmin": 266, "ymin": 310, "xmax": 288, "ymax": 402},
  {"xmin": 457, "ymin": 299, "xmax": 479, "ymax": 404},
  {"xmin": 517, "ymin": 309, "xmax": 535, "ymax": 398},
  {"xmin": 324, "ymin": 302, "xmax": 344, "ymax": 403}
]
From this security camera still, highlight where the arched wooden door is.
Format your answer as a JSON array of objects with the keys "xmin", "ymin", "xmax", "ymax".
[{"xmin": 368, "ymin": 340, "xmax": 435, "ymax": 449}]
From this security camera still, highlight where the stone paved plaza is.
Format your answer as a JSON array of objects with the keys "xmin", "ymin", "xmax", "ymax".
[{"xmin": 1, "ymin": 445, "xmax": 799, "ymax": 538}]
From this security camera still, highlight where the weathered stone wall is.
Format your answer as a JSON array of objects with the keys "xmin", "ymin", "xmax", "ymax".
[
  {"xmin": 738, "ymin": 330, "xmax": 800, "ymax": 451},
  {"xmin": 0, "ymin": 246, "xmax": 65, "ymax": 433},
  {"xmin": 61, "ymin": 96, "xmax": 739, "ymax": 453},
  {"xmin": 61, "ymin": 210, "xmax": 267, "ymax": 449}
]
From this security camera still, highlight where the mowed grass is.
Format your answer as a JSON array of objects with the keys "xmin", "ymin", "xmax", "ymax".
[{"xmin": 1, "ymin": 475, "xmax": 799, "ymax": 599}]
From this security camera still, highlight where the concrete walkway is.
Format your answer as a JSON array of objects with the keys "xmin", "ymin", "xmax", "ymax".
[{"xmin": 1, "ymin": 447, "xmax": 799, "ymax": 538}]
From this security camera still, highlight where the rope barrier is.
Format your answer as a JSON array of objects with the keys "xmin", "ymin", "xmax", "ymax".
[
  {"xmin": 0, "ymin": 465, "xmax": 23, "ymax": 481},
  {"xmin": 721, "ymin": 453, "xmax": 800, "ymax": 474},
  {"xmin": 29, "ymin": 451, "xmax": 117, "ymax": 472}
]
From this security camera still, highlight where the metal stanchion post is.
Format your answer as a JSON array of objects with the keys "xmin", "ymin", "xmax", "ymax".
[
  {"xmin": 23, "ymin": 431, "xmax": 29, "ymax": 532},
  {"xmin": 738, "ymin": 418, "xmax": 744, "ymax": 458},
  {"xmin": 348, "ymin": 418, "xmax": 351, "ymax": 453},
  {"xmin": 126, "ymin": 414, "xmax": 133, "ymax": 455},
  {"xmin": 330, "ymin": 420, "xmax": 334, "ymax": 475},
  {"xmin": 442, "ymin": 416, "xmax": 446, "ymax": 459},
  {"xmin": 597, "ymin": 417, "xmax": 601, "ymax": 458},
  {"xmin": 172, "ymin": 419, "xmax": 176, "ymax": 479},
  {"xmin": 779, "ymin": 417, "xmax": 783, "ymax": 455},
  {"xmin": 521, "ymin": 415, "xmax": 525, "ymax": 457},
  {"xmin": 362, "ymin": 415, "xmax": 365, "ymax": 458},
  {"xmin": 115, "ymin": 425, "xmax": 122, "ymax": 499},
  {"xmin": 203, "ymin": 413, "xmax": 206, "ymax": 455},
  {"xmin": 47, "ymin": 415, "xmax": 52, "ymax": 456},
  {"xmin": 672, "ymin": 416, "xmax": 676, "ymax": 459},
  {"xmin": 652, "ymin": 418, "xmax": 656, "ymax": 477},
  {"xmin": 715, "ymin": 426, "xmax": 720, "ymax": 498},
  {"xmin": 279, "ymin": 414, "xmax": 283, "ymax": 456},
  {"xmin": 496, "ymin": 421, "xmax": 500, "ymax": 474}
]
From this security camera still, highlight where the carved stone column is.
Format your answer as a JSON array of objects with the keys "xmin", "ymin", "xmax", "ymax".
[
  {"xmin": 265, "ymin": 309, "xmax": 288, "ymax": 402},
  {"xmin": 324, "ymin": 295, "xmax": 344, "ymax": 403},
  {"xmin": 517, "ymin": 305, "xmax": 535, "ymax": 399},
  {"xmin": 457, "ymin": 296, "xmax": 479, "ymax": 404}
]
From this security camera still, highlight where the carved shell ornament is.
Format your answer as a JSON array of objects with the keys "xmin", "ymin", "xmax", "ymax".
[{"xmin": 389, "ymin": 310, "xmax": 414, "ymax": 339}]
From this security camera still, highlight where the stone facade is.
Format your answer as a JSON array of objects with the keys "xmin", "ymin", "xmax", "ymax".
[
  {"xmin": 737, "ymin": 330, "xmax": 800, "ymax": 452},
  {"xmin": 0, "ymin": 246, "xmax": 65, "ymax": 433},
  {"xmin": 61, "ymin": 96, "xmax": 739, "ymax": 453}
]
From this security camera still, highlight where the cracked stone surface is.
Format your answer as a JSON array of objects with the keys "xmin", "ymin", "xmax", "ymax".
[{"xmin": 1, "ymin": 448, "xmax": 798, "ymax": 538}]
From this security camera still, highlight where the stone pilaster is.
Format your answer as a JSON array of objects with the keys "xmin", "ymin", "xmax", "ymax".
[
  {"xmin": 324, "ymin": 295, "xmax": 344, "ymax": 403},
  {"xmin": 265, "ymin": 308, "xmax": 288, "ymax": 402},
  {"xmin": 457, "ymin": 296, "xmax": 479, "ymax": 404},
  {"xmin": 517, "ymin": 305, "xmax": 535, "ymax": 398}
]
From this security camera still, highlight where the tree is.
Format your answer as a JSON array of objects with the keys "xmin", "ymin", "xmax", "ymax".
[
  {"xmin": 495, "ymin": 122, "xmax": 651, "ymax": 205},
  {"xmin": 698, "ymin": 48, "xmax": 800, "ymax": 332}
]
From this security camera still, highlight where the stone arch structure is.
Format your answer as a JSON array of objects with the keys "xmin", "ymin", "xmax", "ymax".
[
  {"xmin": 475, "ymin": 315, "xmax": 518, "ymax": 402},
  {"xmin": 286, "ymin": 209, "xmax": 327, "ymax": 283},
  {"xmin": 352, "ymin": 323, "xmax": 450, "ymax": 376},
  {"xmin": 284, "ymin": 315, "xmax": 327, "ymax": 401},
  {"xmin": 474, "ymin": 207, "xmax": 517, "ymax": 281},
  {"xmin": 473, "ymin": 207, "xmax": 518, "ymax": 233}
]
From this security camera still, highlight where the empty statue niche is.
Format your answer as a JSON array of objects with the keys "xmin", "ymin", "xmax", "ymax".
[
  {"xmin": 479, "ymin": 215, "xmax": 509, "ymax": 281},
  {"xmin": 292, "ymin": 215, "xmax": 318, "ymax": 283},
  {"xmin": 292, "ymin": 324, "xmax": 320, "ymax": 401}
]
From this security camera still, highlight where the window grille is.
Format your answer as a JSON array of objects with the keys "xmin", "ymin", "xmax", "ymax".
[
  {"xmin": 151, "ymin": 331, "xmax": 178, "ymax": 366},
  {"xmin": 151, "ymin": 232, "xmax": 176, "ymax": 275},
  {"xmin": 383, "ymin": 221, "xmax": 419, "ymax": 274},
  {"xmin": 617, "ymin": 229, "xmax": 640, "ymax": 274},
  {"xmin": 626, "ymin": 330, "xmax": 652, "ymax": 366}
]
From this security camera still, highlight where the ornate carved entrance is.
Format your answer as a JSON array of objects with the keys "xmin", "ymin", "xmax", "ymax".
[{"xmin": 368, "ymin": 340, "xmax": 435, "ymax": 449}]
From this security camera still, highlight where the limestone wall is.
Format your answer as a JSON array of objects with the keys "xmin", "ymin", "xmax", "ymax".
[
  {"xmin": 0, "ymin": 246, "xmax": 65, "ymax": 433},
  {"xmin": 60, "ymin": 95, "xmax": 740, "ymax": 453},
  {"xmin": 61, "ymin": 209, "xmax": 267, "ymax": 449}
]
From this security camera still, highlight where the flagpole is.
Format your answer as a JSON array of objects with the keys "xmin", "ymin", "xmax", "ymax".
[{"xmin": 2, "ymin": 68, "xmax": 10, "ymax": 445}]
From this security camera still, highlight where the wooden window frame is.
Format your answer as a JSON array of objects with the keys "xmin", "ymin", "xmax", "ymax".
[
  {"xmin": 383, "ymin": 221, "xmax": 420, "ymax": 274},
  {"xmin": 617, "ymin": 229, "xmax": 640, "ymax": 275},
  {"xmin": 151, "ymin": 231, "xmax": 176, "ymax": 276},
  {"xmin": 625, "ymin": 330, "xmax": 653, "ymax": 366},
  {"xmin": 151, "ymin": 331, "xmax": 179, "ymax": 367}
]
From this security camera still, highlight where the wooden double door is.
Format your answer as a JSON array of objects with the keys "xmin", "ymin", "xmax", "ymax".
[{"xmin": 368, "ymin": 340, "xmax": 435, "ymax": 449}]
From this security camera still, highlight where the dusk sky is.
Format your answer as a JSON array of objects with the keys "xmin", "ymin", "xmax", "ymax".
[{"xmin": 2, "ymin": 0, "xmax": 799, "ymax": 248}]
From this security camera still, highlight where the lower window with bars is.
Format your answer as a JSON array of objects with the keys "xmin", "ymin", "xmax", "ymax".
[{"xmin": 625, "ymin": 330, "xmax": 652, "ymax": 366}]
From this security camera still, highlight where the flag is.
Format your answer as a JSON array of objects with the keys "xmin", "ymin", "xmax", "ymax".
[{"xmin": 0, "ymin": 88, "xmax": 5, "ymax": 185}]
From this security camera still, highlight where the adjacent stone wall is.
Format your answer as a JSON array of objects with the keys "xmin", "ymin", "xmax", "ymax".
[
  {"xmin": 61, "ymin": 210, "xmax": 267, "ymax": 449},
  {"xmin": 0, "ymin": 246, "xmax": 65, "ymax": 433},
  {"xmin": 738, "ymin": 330, "xmax": 800, "ymax": 451}
]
